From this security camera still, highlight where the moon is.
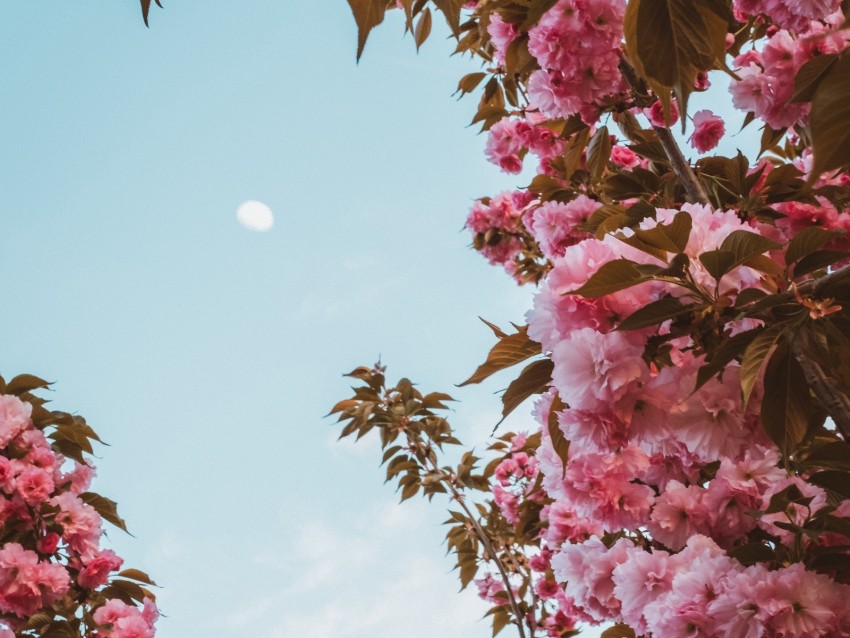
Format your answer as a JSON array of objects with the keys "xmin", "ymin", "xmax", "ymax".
[{"xmin": 236, "ymin": 200, "xmax": 274, "ymax": 232}]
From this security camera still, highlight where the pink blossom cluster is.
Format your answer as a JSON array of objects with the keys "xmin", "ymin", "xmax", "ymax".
[
  {"xmin": 729, "ymin": 27, "xmax": 849, "ymax": 130},
  {"xmin": 93, "ymin": 598, "xmax": 158, "ymax": 638},
  {"xmin": 512, "ymin": 199, "xmax": 850, "ymax": 633},
  {"xmin": 465, "ymin": 190, "xmax": 536, "ymax": 275},
  {"xmin": 734, "ymin": 0, "xmax": 841, "ymax": 33},
  {"xmin": 526, "ymin": 0, "xmax": 627, "ymax": 121},
  {"xmin": 0, "ymin": 392, "xmax": 157, "ymax": 634},
  {"xmin": 485, "ymin": 116, "xmax": 565, "ymax": 175},
  {"xmin": 554, "ymin": 534, "xmax": 850, "ymax": 635},
  {"xmin": 524, "ymin": 195, "xmax": 600, "ymax": 260}
]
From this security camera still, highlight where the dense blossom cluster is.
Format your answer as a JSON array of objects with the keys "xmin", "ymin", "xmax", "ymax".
[
  {"xmin": 457, "ymin": 1, "xmax": 850, "ymax": 637},
  {"xmin": 347, "ymin": 0, "xmax": 850, "ymax": 636},
  {"xmin": 0, "ymin": 388, "xmax": 156, "ymax": 637}
]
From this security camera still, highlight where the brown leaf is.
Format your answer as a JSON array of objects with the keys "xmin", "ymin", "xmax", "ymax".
[{"xmin": 347, "ymin": 0, "xmax": 388, "ymax": 61}]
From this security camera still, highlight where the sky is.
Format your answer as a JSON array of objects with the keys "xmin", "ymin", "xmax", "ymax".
[{"xmin": 0, "ymin": 3, "xmax": 759, "ymax": 637}]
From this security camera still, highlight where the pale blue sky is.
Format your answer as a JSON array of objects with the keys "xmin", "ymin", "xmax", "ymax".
[{"xmin": 0, "ymin": 3, "xmax": 758, "ymax": 636}]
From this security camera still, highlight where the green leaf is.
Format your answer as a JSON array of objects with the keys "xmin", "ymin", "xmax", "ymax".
[
  {"xmin": 347, "ymin": 0, "xmax": 388, "ymax": 61},
  {"xmin": 500, "ymin": 358, "xmax": 554, "ymax": 423},
  {"xmin": 547, "ymin": 394, "xmax": 570, "ymax": 478},
  {"xmin": 586, "ymin": 126, "xmax": 612, "ymax": 180},
  {"xmin": 460, "ymin": 324, "xmax": 541, "ymax": 386},
  {"xmin": 810, "ymin": 52, "xmax": 850, "ymax": 178},
  {"xmin": 792, "ymin": 54, "xmax": 839, "ymax": 103},
  {"xmin": 569, "ymin": 259, "xmax": 657, "ymax": 298},
  {"xmin": 81, "ymin": 492, "xmax": 129, "ymax": 534},
  {"xmin": 140, "ymin": 0, "xmax": 163, "ymax": 27},
  {"xmin": 761, "ymin": 343, "xmax": 811, "ymax": 456},
  {"xmin": 616, "ymin": 296, "xmax": 694, "ymax": 331}
]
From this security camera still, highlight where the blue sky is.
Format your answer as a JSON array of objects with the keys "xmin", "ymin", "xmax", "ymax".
[
  {"xmin": 0, "ymin": 3, "xmax": 759, "ymax": 636},
  {"xmin": 0, "ymin": 2, "xmax": 537, "ymax": 636}
]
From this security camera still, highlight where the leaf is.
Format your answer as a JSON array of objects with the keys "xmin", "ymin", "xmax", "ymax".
[
  {"xmin": 140, "ymin": 0, "xmax": 163, "ymax": 27},
  {"xmin": 500, "ymin": 358, "xmax": 554, "ymax": 423},
  {"xmin": 431, "ymin": 0, "xmax": 464, "ymax": 37},
  {"xmin": 547, "ymin": 394, "xmax": 570, "ymax": 478},
  {"xmin": 695, "ymin": 328, "xmax": 762, "ymax": 391},
  {"xmin": 347, "ymin": 0, "xmax": 388, "ymax": 61},
  {"xmin": 624, "ymin": 0, "xmax": 730, "ymax": 120},
  {"xmin": 460, "ymin": 324, "xmax": 541, "ymax": 386},
  {"xmin": 792, "ymin": 54, "xmax": 839, "ymax": 103},
  {"xmin": 616, "ymin": 296, "xmax": 694, "ymax": 331},
  {"xmin": 456, "ymin": 72, "xmax": 487, "ymax": 96},
  {"xmin": 700, "ymin": 231, "xmax": 781, "ymax": 280},
  {"xmin": 118, "ymin": 569, "xmax": 158, "ymax": 586},
  {"xmin": 795, "ymin": 250, "xmax": 850, "ymax": 277},
  {"xmin": 569, "ymin": 259, "xmax": 657, "ymax": 298},
  {"xmin": 80, "ymin": 492, "xmax": 129, "ymax": 533},
  {"xmin": 761, "ymin": 343, "xmax": 811, "ymax": 456},
  {"xmin": 491, "ymin": 607, "xmax": 510, "ymax": 636},
  {"xmin": 586, "ymin": 126, "xmax": 612, "ymax": 180},
  {"xmin": 414, "ymin": 8, "xmax": 432, "ymax": 50},
  {"xmin": 602, "ymin": 624, "xmax": 636, "ymax": 638},
  {"xmin": 727, "ymin": 542, "xmax": 777, "ymax": 565},
  {"xmin": 5, "ymin": 374, "xmax": 50, "ymax": 395},
  {"xmin": 521, "ymin": 0, "xmax": 559, "ymax": 30},
  {"xmin": 810, "ymin": 52, "xmax": 850, "ymax": 178},
  {"xmin": 786, "ymin": 227, "xmax": 842, "ymax": 267},
  {"xmin": 740, "ymin": 324, "xmax": 785, "ymax": 407},
  {"xmin": 806, "ymin": 441, "xmax": 850, "ymax": 471},
  {"xmin": 809, "ymin": 470, "xmax": 850, "ymax": 499}
]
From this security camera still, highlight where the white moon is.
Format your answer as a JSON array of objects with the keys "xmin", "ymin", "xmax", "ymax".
[{"xmin": 236, "ymin": 200, "xmax": 274, "ymax": 232}]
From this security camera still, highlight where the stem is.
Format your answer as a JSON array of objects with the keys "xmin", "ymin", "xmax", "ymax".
[
  {"xmin": 410, "ymin": 430, "xmax": 529, "ymax": 638},
  {"xmin": 617, "ymin": 58, "xmax": 710, "ymax": 205},
  {"xmin": 654, "ymin": 126, "xmax": 710, "ymax": 205},
  {"xmin": 790, "ymin": 337, "xmax": 850, "ymax": 442}
]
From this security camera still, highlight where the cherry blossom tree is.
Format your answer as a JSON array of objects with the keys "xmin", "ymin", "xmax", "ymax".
[{"xmin": 335, "ymin": 1, "xmax": 850, "ymax": 637}]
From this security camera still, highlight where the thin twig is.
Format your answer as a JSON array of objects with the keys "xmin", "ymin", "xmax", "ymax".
[
  {"xmin": 790, "ymin": 337, "xmax": 850, "ymax": 442},
  {"xmin": 407, "ymin": 429, "xmax": 529, "ymax": 638}
]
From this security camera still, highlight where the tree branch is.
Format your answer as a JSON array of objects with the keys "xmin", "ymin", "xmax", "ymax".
[
  {"xmin": 410, "ymin": 432, "xmax": 530, "ymax": 638},
  {"xmin": 618, "ymin": 59, "xmax": 710, "ymax": 205},
  {"xmin": 790, "ymin": 337, "xmax": 850, "ymax": 442}
]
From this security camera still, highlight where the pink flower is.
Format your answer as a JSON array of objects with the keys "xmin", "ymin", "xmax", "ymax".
[
  {"xmin": 552, "ymin": 328, "xmax": 647, "ymax": 411},
  {"xmin": 78, "ymin": 549, "xmax": 124, "ymax": 589},
  {"xmin": 536, "ymin": 579, "xmax": 561, "ymax": 600},
  {"xmin": 689, "ymin": 110, "xmax": 725, "ymax": 152},
  {"xmin": 551, "ymin": 537, "xmax": 632, "ymax": 623},
  {"xmin": 613, "ymin": 546, "xmax": 674, "ymax": 634},
  {"xmin": 610, "ymin": 145, "xmax": 641, "ymax": 169},
  {"xmin": 648, "ymin": 481, "xmax": 711, "ymax": 551},
  {"xmin": 93, "ymin": 598, "xmax": 157, "ymax": 638},
  {"xmin": 16, "ymin": 466, "xmax": 55, "ymax": 507},
  {"xmin": 644, "ymin": 98, "xmax": 679, "ymax": 127},
  {"xmin": 0, "ymin": 395, "xmax": 31, "ymax": 449}
]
